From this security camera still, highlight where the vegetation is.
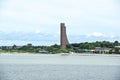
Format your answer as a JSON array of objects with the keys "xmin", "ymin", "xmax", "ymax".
[{"xmin": 0, "ymin": 41, "xmax": 120, "ymax": 54}]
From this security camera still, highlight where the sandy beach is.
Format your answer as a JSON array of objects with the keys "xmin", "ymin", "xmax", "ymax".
[{"xmin": 0, "ymin": 52, "xmax": 120, "ymax": 57}]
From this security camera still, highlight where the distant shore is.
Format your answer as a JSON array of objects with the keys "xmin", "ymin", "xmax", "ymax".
[
  {"xmin": 0, "ymin": 52, "xmax": 120, "ymax": 57},
  {"xmin": 69, "ymin": 53, "xmax": 120, "ymax": 57}
]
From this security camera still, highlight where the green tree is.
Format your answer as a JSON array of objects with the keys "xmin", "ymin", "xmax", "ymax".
[
  {"xmin": 114, "ymin": 48, "xmax": 119, "ymax": 54},
  {"xmin": 51, "ymin": 44, "xmax": 60, "ymax": 48},
  {"xmin": 114, "ymin": 41, "xmax": 119, "ymax": 46},
  {"xmin": 12, "ymin": 44, "xmax": 17, "ymax": 49}
]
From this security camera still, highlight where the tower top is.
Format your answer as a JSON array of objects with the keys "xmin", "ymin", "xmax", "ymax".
[{"xmin": 60, "ymin": 23, "xmax": 65, "ymax": 26}]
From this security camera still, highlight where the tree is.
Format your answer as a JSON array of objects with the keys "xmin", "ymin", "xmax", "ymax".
[
  {"xmin": 27, "ymin": 43, "xmax": 32, "ymax": 47},
  {"xmin": 51, "ymin": 44, "xmax": 60, "ymax": 48},
  {"xmin": 66, "ymin": 44, "xmax": 73, "ymax": 49},
  {"xmin": 12, "ymin": 44, "xmax": 17, "ymax": 49},
  {"xmin": 114, "ymin": 48, "xmax": 119, "ymax": 54},
  {"xmin": 114, "ymin": 41, "xmax": 119, "ymax": 46}
]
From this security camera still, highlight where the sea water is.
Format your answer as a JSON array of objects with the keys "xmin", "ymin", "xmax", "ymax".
[{"xmin": 0, "ymin": 53, "xmax": 120, "ymax": 80}]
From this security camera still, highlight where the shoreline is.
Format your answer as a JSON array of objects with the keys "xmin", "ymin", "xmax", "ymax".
[
  {"xmin": 69, "ymin": 53, "xmax": 120, "ymax": 57},
  {"xmin": 0, "ymin": 52, "xmax": 120, "ymax": 57}
]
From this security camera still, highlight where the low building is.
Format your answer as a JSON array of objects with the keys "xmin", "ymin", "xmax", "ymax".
[
  {"xmin": 95, "ymin": 47, "xmax": 110, "ymax": 54},
  {"xmin": 112, "ymin": 46, "xmax": 120, "ymax": 53},
  {"xmin": 115, "ymin": 46, "xmax": 120, "ymax": 48},
  {"xmin": 38, "ymin": 49, "xmax": 48, "ymax": 53}
]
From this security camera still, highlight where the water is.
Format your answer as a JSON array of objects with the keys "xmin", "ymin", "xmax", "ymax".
[{"xmin": 0, "ymin": 54, "xmax": 120, "ymax": 80}]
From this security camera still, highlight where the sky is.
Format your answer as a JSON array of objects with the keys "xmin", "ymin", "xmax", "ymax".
[{"xmin": 0, "ymin": 0, "xmax": 120, "ymax": 46}]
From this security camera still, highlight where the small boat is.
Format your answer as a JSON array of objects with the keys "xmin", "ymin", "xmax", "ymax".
[{"xmin": 61, "ymin": 53, "xmax": 69, "ymax": 56}]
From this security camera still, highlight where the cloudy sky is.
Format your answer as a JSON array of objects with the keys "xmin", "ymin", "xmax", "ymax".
[{"xmin": 0, "ymin": 0, "xmax": 120, "ymax": 45}]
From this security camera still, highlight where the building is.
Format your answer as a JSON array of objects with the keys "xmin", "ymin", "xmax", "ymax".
[
  {"xmin": 38, "ymin": 49, "xmax": 48, "ymax": 53},
  {"xmin": 112, "ymin": 46, "xmax": 120, "ymax": 53},
  {"xmin": 60, "ymin": 23, "xmax": 69, "ymax": 49},
  {"xmin": 95, "ymin": 47, "xmax": 110, "ymax": 54}
]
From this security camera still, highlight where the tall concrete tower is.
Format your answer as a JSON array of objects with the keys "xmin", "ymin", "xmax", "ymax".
[{"xmin": 60, "ymin": 23, "xmax": 69, "ymax": 48}]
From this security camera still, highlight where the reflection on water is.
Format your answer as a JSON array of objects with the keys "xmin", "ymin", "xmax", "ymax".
[{"xmin": 0, "ymin": 54, "xmax": 120, "ymax": 80}]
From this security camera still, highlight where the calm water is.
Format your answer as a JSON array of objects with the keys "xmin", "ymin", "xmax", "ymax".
[{"xmin": 0, "ymin": 54, "xmax": 120, "ymax": 80}]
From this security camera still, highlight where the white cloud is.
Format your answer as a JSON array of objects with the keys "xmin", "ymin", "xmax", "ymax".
[
  {"xmin": 0, "ymin": 0, "xmax": 117, "ymax": 24},
  {"xmin": 87, "ymin": 32, "xmax": 105, "ymax": 37},
  {"xmin": 35, "ymin": 30, "xmax": 41, "ymax": 34},
  {"xmin": 110, "ymin": 35, "xmax": 115, "ymax": 38},
  {"xmin": 0, "ymin": 0, "xmax": 120, "ymax": 35},
  {"xmin": 86, "ymin": 32, "xmax": 118, "ymax": 40},
  {"xmin": 93, "ymin": 32, "xmax": 105, "ymax": 37}
]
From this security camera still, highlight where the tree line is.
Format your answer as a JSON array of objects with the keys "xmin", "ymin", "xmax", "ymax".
[{"xmin": 0, "ymin": 41, "xmax": 120, "ymax": 54}]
